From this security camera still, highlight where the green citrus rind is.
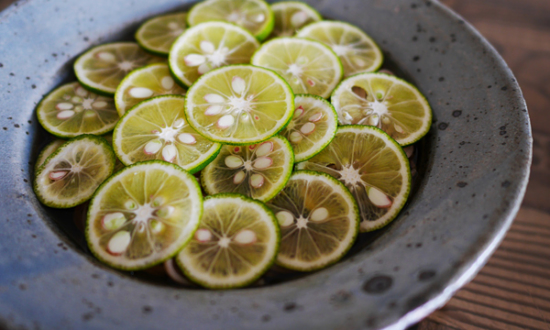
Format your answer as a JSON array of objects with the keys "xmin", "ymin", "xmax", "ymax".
[
  {"xmin": 135, "ymin": 12, "xmax": 188, "ymax": 57},
  {"xmin": 34, "ymin": 139, "xmax": 66, "ymax": 171},
  {"xmin": 269, "ymin": 1, "xmax": 322, "ymax": 38}
]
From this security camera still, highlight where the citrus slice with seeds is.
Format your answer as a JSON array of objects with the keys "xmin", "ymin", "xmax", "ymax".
[
  {"xmin": 33, "ymin": 135, "xmax": 116, "ymax": 208},
  {"xmin": 201, "ymin": 135, "xmax": 293, "ymax": 202},
  {"xmin": 169, "ymin": 21, "xmax": 260, "ymax": 87},
  {"xmin": 280, "ymin": 94, "xmax": 338, "ymax": 162},
  {"xmin": 114, "ymin": 63, "xmax": 186, "ymax": 116},
  {"xmin": 297, "ymin": 125, "xmax": 411, "ymax": 232},
  {"xmin": 113, "ymin": 95, "xmax": 221, "ymax": 174},
  {"xmin": 35, "ymin": 139, "xmax": 65, "ymax": 170},
  {"xmin": 269, "ymin": 1, "xmax": 322, "ymax": 38},
  {"xmin": 297, "ymin": 21, "xmax": 383, "ymax": 77},
  {"xmin": 267, "ymin": 171, "xmax": 359, "ymax": 271},
  {"xmin": 251, "ymin": 37, "xmax": 343, "ymax": 98},
  {"xmin": 74, "ymin": 42, "xmax": 163, "ymax": 96},
  {"xmin": 187, "ymin": 0, "xmax": 274, "ymax": 41},
  {"xmin": 331, "ymin": 73, "xmax": 432, "ymax": 146},
  {"xmin": 176, "ymin": 194, "xmax": 279, "ymax": 289},
  {"xmin": 184, "ymin": 65, "xmax": 294, "ymax": 145},
  {"xmin": 86, "ymin": 161, "xmax": 203, "ymax": 271},
  {"xmin": 36, "ymin": 82, "xmax": 120, "ymax": 138},
  {"xmin": 135, "ymin": 12, "xmax": 187, "ymax": 56}
]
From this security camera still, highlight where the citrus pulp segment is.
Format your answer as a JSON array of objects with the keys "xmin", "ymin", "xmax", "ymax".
[
  {"xmin": 296, "ymin": 125, "xmax": 411, "ymax": 232},
  {"xmin": 184, "ymin": 65, "xmax": 294, "ymax": 145},
  {"xmin": 280, "ymin": 94, "xmax": 338, "ymax": 162},
  {"xmin": 35, "ymin": 139, "xmax": 65, "ymax": 170},
  {"xmin": 187, "ymin": 0, "xmax": 274, "ymax": 41},
  {"xmin": 297, "ymin": 21, "xmax": 383, "ymax": 76},
  {"xmin": 135, "ymin": 12, "xmax": 188, "ymax": 56},
  {"xmin": 74, "ymin": 42, "xmax": 163, "ymax": 96},
  {"xmin": 201, "ymin": 135, "xmax": 294, "ymax": 202},
  {"xmin": 114, "ymin": 63, "xmax": 186, "ymax": 116},
  {"xmin": 269, "ymin": 2, "xmax": 322, "ymax": 38},
  {"xmin": 331, "ymin": 73, "xmax": 432, "ymax": 145},
  {"xmin": 251, "ymin": 37, "xmax": 343, "ymax": 98},
  {"xmin": 36, "ymin": 82, "xmax": 120, "ymax": 138},
  {"xmin": 176, "ymin": 194, "xmax": 279, "ymax": 289},
  {"xmin": 86, "ymin": 161, "xmax": 203, "ymax": 271},
  {"xmin": 33, "ymin": 135, "xmax": 116, "ymax": 208},
  {"xmin": 267, "ymin": 171, "xmax": 359, "ymax": 271},
  {"xmin": 113, "ymin": 95, "xmax": 221, "ymax": 174},
  {"xmin": 168, "ymin": 21, "xmax": 260, "ymax": 87}
]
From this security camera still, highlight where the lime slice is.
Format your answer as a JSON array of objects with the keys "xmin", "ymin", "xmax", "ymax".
[
  {"xmin": 176, "ymin": 194, "xmax": 279, "ymax": 289},
  {"xmin": 74, "ymin": 42, "xmax": 163, "ymax": 96},
  {"xmin": 331, "ymin": 73, "xmax": 432, "ymax": 146},
  {"xmin": 184, "ymin": 65, "xmax": 294, "ymax": 145},
  {"xmin": 36, "ymin": 82, "xmax": 120, "ymax": 138},
  {"xmin": 201, "ymin": 135, "xmax": 293, "ymax": 202},
  {"xmin": 267, "ymin": 171, "xmax": 359, "ymax": 271},
  {"xmin": 297, "ymin": 126, "xmax": 411, "ymax": 232},
  {"xmin": 33, "ymin": 135, "xmax": 116, "ymax": 208},
  {"xmin": 113, "ymin": 95, "xmax": 221, "ymax": 174},
  {"xmin": 101, "ymin": 134, "xmax": 126, "ymax": 172},
  {"xmin": 168, "ymin": 21, "xmax": 260, "ymax": 87},
  {"xmin": 251, "ymin": 37, "xmax": 343, "ymax": 98},
  {"xmin": 114, "ymin": 63, "xmax": 186, "ymax": 116},
  {"xmin": 135, "ymin": 12, "xmax": 187, "ymax": 56},
  {"xmin": 270, "ymin": 1, "xmax": 322, "ymax": 38},
  {"xmin": 35, "ymin": 139, "xmax": 65, "ymax": 170},
  {"xmin": 86, "ymin": 161, "xmax": 203, "ymax": 271},
  {"xmin": 297, "ymin": 21, "xmax": 383, "ymax": 77},
  {"xmin": 187, "ymin": 0, "xmax": 274, "ymax": 41},
  {"xmin": 280, "ymin": 94, "xmax": 338, "ymax": 162}
]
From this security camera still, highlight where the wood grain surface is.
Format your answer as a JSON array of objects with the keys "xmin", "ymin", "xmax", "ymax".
[{"xmin": 1, "ymin": 0, "xmax": 548, "ymax": 329}]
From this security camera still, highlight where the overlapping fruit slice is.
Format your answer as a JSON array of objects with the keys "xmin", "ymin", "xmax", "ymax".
[
  {"xmin": 35, "ymin": 139, "xmax": 66, "ymax": 170},
  {"xmin": 269, "ymin": 1, "xmax": 322, "ymax": 38},
  {"xmin": 135, "ymin": 12, "xmax": 188, "ymax": 56}
]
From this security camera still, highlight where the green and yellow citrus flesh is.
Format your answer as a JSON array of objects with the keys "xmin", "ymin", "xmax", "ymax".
[
  {"xmin": 33, "ymin": 135, "xmax": 116, "ymax": 208},
  {"xmin": 86, "ymin": 161, "xmax": 203, "ymax": 271},
  {"xmin": 187, "ymin": 0, "xmax": 274, "ymax": 41},
  {"xmin": 176, "ymin": 194, "xmax": 279, "ymax": 289},
  {"xmin": 169, "ymin": 21, "xmax": 260, "ymax": 87},
  {"xmin": 36, "ymin": 82, "xmax": 119, "ymax": 138},
  {"xmin": 201, "ymin": 135, "xmax": 294, "ymax": 202},
  {"xmin": 280, "ymin": 94, "xmax": 338, "ymax": 162},
  {"xmin": 35, "ymin": 139, "xmax": 65, "ymax": 170},
  {"xmin": 184, "ymin": 65, "xmax": 294, "ymax": 145},
  {"xmin": 251, "ymin": 37, "xmax": 343, "ymax": 98},
  {"xmin": 115, "ymin": 63, "xmax": 186, "ymax": 116},
  {"xmin": 74, "ymin": 42, "xmax": 163, "ymax": 96},
  {"xmin": 297, "ymin": 21, "xmax": 383, "ymax": 76},
  {"xmin": 113, "ymin": 95, "xmax": 221, "ymax": 174},
  {"xmin": 331, "ymin": 73, "xmax": 432, "ymax": 146},
  {"xmin": 297, "ymin": 126, "xmax": 411, "ymax": 232},
  {"xmin": 135, "ymin": 12, "xmax": 188, "ymax": 56},
  {"xmin": 269, "ymin": 1, "xmax": 322, "ymax": 38}
]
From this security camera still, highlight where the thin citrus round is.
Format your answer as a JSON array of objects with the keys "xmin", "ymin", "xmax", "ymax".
[
  {"xmin": 269, "ymin": 1, "xmax": 322, "ymax": 38},
  {"xmin": 35, "ymin": 139, "xmax": 65, "ymax": 170},
  {"xmin": 135, "ymin": 12, "xmax": 187, "ymax": 56}
]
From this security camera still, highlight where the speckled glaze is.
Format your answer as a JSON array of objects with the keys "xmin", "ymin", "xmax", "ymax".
[{"xmin": 0, "ymin": 0, "xmax": 531, "ymax": 329}]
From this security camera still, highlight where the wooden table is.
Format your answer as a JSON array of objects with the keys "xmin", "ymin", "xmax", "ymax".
[{"xmin": 1, "ymin": 0, "xmax": 548, "ymax": 329}]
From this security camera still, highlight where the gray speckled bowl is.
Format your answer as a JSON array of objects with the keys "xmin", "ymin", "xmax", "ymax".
[{"xmin": 0, "ymin": 0, "xmax": 531, "ymax": 329}]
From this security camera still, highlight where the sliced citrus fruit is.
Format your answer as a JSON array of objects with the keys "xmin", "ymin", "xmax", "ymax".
[
  {"xmin": 184, "ymin": 65, "xmax": 294, "ymax": 145},
  {"xmin": 169, "ymin": 21, "xmax": 259, "ymax": 87},
  {"xmin": 280, "ymin": 94, "xmax": 338, "ymax": 162},
  {"xmin": 135, "ymin": 12, "xmax": 187, "ymax": 56},
  {"xmin": 35, "ymin": 139, "xmax": 65, "ymax": 170},
  {"xmin": 251, "ymin": 37, "xmax": 343, "ymax": 98},
  {"xmin": 201, "ymin": 135, "xmax": 293, "ymax": 202},
  {"xmin": 86, "ymin": 160, "xmax": 203, "ymax": 271},
  {"xmin": 33, "ymin": 135, "xmax": 116, "ymax": 208},
  {"xmin": 187, "ymin": 0, "xmax": 274, "ymax": 41},
  {"xmin": 113, "ymin": 95, "xmax": 221, "ymax": 174},
  {"xmin": 270, "ymin": 1, "xmax": 322, "ymax": 38},
  {"xmin": 297, "ymin": 21, "xmax": 383, "ymax": 76},
  {"xmin": 36, "ymin": 82, "xmax": 120, "ymax": 138},
  {"xmin": 74, "ymin": 42, "xmax": 163, "ymax": 96},
  {"xmin": 114, "ymin": 63, "xmax": 186, "ymax": 116},
  {"xmin": 176, "ymin": 194, "xmax": 279, "ymax": 289},
  {"xmin": 296, "ymin": 125, "xmax": 411, "ymax": 232},
  {"xmin": 331, "ymin": 73, "xmax": 432, "ymax": 146},
  {"xmin": 267, "ymin": 171, "xmax": 359, "ymax": 271}
]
